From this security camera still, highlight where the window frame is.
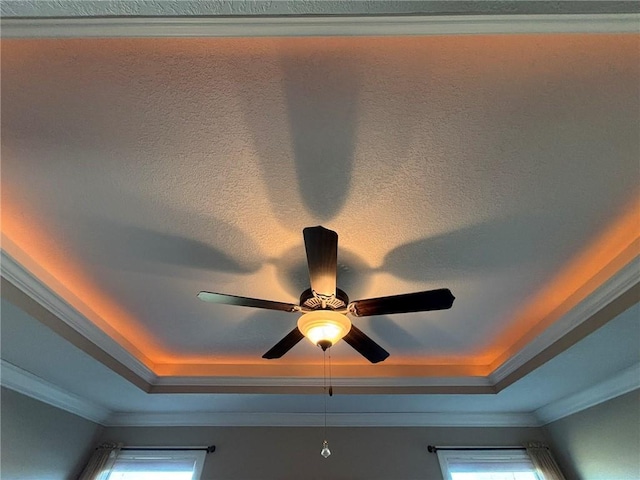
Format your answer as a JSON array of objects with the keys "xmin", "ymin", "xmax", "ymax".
[
  {"xmin": 436, "ymin": 448, "xmax": 541, "ymax": 480},
  {"xmin": 106, "ymin": 448, "xmax": 207, "ymax": 480}
]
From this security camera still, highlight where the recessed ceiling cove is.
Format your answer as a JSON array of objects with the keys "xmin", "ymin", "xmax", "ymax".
[{"xmin": 1, "ymin": 35, "xmax": 638, "ymax": 382}]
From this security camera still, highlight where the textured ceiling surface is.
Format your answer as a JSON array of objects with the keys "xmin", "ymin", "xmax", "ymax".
[
  {"xmin": 1, "ymin": 35, "xmax": 639, "ymax": 374},
  {"xmin": 3, "ymin": 1, "xmax": 639, "ymax": 18}
]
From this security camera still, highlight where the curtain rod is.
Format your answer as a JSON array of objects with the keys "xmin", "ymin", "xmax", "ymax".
[
  {"xmin": 427, "ymin": 445, "xmax": 525, "ymax": 453},
  {"xmin": 121, "ymin": 445, "xmax": 216, "ymax": 454}
]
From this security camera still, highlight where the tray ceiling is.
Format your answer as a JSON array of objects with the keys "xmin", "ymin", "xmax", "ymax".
[{"xmin": 1, "ymin": 34, "xmax": 638, "ymax": 386}]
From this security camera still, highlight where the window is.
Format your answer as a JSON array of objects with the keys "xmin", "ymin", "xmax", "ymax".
[
  {"xmin": 437, "ymin": 449, "xmax": 541, "ymax": 480},
  {"xmin": 106, "ymin": 450, "xmax": 206, "ymax": 480}
]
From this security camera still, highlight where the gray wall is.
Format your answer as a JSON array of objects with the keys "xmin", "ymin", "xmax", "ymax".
[
  {"xmin": 100, "ymin": 424, "xmax": 549, "ymax": 480},
  {"xmin": 545, "ymin": 389, "xmax": 640, "ymax": 480},
  {"xmin": 1, "ymin": 387, "xmax": 103, "ymax": 480}
]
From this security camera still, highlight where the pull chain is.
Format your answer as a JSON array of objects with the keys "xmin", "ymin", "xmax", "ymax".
[
  {"xmin": 328, "ymin": 348, "xmax": 333, "ymax": 397},
  {"xmin": 323, "ymin": 349, "xmax": 327, "ymax": 435},
  {"xmin": 320, "ymin": 349, "xmax": 331, "ymax": 458}
]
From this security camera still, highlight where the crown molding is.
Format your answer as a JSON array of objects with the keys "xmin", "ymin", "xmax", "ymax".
[
  {"xmin": 105, "ymin": 410, "xmax": 539, "ymax": 428},
  {"xmin": 0, "ymin": 359, "xmax": 112, "ymax": 424},
  {"xmin": 5, "ymin": 352, "xmax": 635, "ymax": 428},
  {"xmin": 149, "ymin": 376, "xmax": 494, "ymax": 394},
  {"xmin": 0, "ymin": 250, "xmax": 156, "ymax": 385},
  {"xmin": 1, "ymin": 13, "xmax": 639, "ymax": 39},
  {"xmin": 490, "ymin": 256, "xmax": 640, "ymax": 385},
  {"xmin": 534, "ymin": 363, "xmax": 640, "ymax": 425},
  {"xmin": 3, "ymin": 0, "xmax": 638, "ymax": 19},
  {"xmin": 152, "ymin": 374, "xmax": 492, "ymax": 389}
]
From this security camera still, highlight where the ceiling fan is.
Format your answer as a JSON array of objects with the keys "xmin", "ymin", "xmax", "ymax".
[{"xmin": 198, "ymin": 226, "xmax": 454, "ymax": 363}]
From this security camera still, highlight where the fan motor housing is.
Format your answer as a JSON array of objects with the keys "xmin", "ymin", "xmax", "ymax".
[{"xmin": 299, "ymin": 288, "xmax": 349, "ymax": 311}]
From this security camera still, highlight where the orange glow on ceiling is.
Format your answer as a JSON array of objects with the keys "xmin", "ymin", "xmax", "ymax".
[
  {"xmin": 1, "ymin": 196, "xmax": 167, "ymax": 367},
  {"xmin": 152, "ymin": 362, "xmax": 491, "ymax": 378},
  {"xmin": 486, "ymin": 196, "xmax": 640, "ymax": 370}
]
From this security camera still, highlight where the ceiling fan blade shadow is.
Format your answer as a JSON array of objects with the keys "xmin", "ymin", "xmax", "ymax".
[
  {"xmin": 128, "ymin": 228, "xmax": 258, "ymax": 273},
  {"xmin": 366, "ymin": 315, "xmax": 425, "ymax": 350},
  {"xmin": 262, "ymin": 327, "xmax": 305, "ymax": 359},
  {"xmin": 350, "ymin": 289, "xmax": 455, "ymax": 317},
  {"xmin": 78, "ymin": 214, "xmax": 262, "ymax": 274},
  {"xmin": 282, "ymin": 52, "xmax": 360, "ymax": 220},
  {"xmin": 343, "ymin": 324, "xmax": 389, "ymax": 364},
  {"xmin": 381, "ymin": 216, "xmax": 565, "ymax": 282},
  {"xmin": 197, "ymin": 292, "xmax": 298, "ymax": 312},
  {"xmin": 303, "ymin": 226, "xmax": 338, "ymax": 297}
]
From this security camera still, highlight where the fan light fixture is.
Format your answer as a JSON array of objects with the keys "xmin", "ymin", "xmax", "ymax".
[
  {"xmin": 297, "ymin": 310, "xmax": 351, "ymax": 350},
  {"xmin": 198, "ymin": 225, "xmax": 455, "ymax": 363}
]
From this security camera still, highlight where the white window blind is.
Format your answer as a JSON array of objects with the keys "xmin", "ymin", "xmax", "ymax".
[
  {"xmin": 437, "ymin": 449, "xmax": 541, "ymax": 480},
  {"xmin": 106, "ymin": 450, "xmax": 206, "ymax": 480}
]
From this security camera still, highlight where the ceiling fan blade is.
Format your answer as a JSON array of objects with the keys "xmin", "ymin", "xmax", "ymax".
[
  {"xmin": 197, "ymin": 291, "xmax": 298, "ymax": 312},
  {"xmin": 303, "ymin": 226, "xmax": 338, "ymax": 298},
  {"xmin": 343, "ymin": 324, "xmax": 389, "ymax": 364},
  {"xmin": 262, "ymin": 327, "xmax": 305, "ymax": 359},
  {"xmin": 350, "ymin": 288, "xmax": 455, "ymax": 317}
]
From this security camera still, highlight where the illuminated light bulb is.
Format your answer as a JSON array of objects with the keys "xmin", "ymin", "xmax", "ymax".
[
  {"xmin": 320, "ymin": 440, "xmax": 331, "ymax": 458},
  {"xmin": 297, "ymin": 310, "xmax": 351, "ymax": 349}
]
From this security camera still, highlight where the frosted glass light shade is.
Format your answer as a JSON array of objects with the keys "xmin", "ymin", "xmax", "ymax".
[{"xmin": 297, "ymin": 310, "xmax": 351, "ymax": 347}]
